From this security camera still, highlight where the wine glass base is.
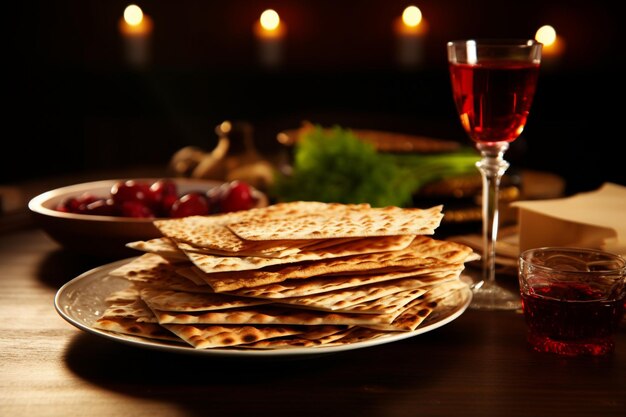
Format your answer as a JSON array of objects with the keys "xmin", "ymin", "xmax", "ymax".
[{"xmin": 469, "ymin": 282, "xmax": 521, "ymax": 311}]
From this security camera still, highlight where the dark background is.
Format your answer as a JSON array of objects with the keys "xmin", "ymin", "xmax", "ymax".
[{"xmin": 5, "ymin": 0, "xmax": 624, "ymax": 195}]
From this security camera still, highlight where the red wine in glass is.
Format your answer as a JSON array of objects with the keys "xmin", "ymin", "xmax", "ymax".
[
  {"xmin": 447, "ymin": 39, "xmax": 542, "ymax": 310},
  {"xmin": 519, "ymin": 246, "xmax": 626, "ymax": 356},
  {"xmin": 449, "ymin": 61, "xmax": 540, "ymax": 145},
  {"xmin": 521, "ymin": 284, "xmax": 625, "ymax": 356}
]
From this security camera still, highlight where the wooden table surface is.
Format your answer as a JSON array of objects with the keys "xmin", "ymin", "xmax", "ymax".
[{"xmin": 1, "ymin": 226, "xmax": 625, "ymax": 417}]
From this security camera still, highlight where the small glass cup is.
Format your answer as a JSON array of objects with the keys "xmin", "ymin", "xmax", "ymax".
[{"xmin": 518, "ymin": 247, "xmax": 626, "ymax": 356}]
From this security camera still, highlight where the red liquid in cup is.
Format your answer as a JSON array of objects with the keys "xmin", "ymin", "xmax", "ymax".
[
  {"xmin": 449, "ymin": 61, "xmax": 540, "ymax": 144},
  {"xmin": 521, "ymin": 283, "xmax": 625, "ymax": 356}
]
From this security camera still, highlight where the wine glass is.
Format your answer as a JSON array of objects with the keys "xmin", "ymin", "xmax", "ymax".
[{"xmin": 447, "ymin": 39, "xmax": 542, "ymax": 310}]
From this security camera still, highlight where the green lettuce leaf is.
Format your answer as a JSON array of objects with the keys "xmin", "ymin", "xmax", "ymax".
[{"xmin": 271, "ymin": 125, "xmax": 479, "ymax": 207}]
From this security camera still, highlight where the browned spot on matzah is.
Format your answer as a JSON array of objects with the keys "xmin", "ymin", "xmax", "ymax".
[{"xmin": 243, "ymin": 334, "xmax": 258, "ymax": 343}]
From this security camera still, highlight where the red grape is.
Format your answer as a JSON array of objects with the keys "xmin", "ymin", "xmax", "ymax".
[
  {"xmin": 219, "ymin": 181, "xmax": 255, "ymax": 213},
  {"xmin": 53, "ymin": 179, "xmax": 260, "ymax": 218},
  {"xmin": 150, "ymin": 179, "xmax": 178, "ymax": 198},
  {"xmin": 150, "ymin": 179, "xmax": 179, "ymax": 216},
  {"xmin": 56, "ymin": 193, "xmax": 99, "ymax": 214},
  {"xmin": 205, "ymin": 183, "xmax": 228, "ymax": 213},
  {"xmin": 119, "ymin": 200, "xmax": 155, "ymax": 218},
  {"xmin": 110, "ymin": 180, "xmax": 153, "ymax": 205},
  {"xmin": 159, "ymin": 194, "xmax": 179, "ymax": 217},
  {"xmin": 84, "ymin": 198, "xmax": 118, "ymax": 216},
  {"xmin": 55, "ymin": 197, "xmax": 79, "ymax": 213},
  {"xmin": 170, "ymin": 192, "xmax": 210, "ymax": 218}
]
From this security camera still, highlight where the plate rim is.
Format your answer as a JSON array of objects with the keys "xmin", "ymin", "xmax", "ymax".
[{"xmin": 54, "ymin": 257, "xmax": 472, "ymax": 357}]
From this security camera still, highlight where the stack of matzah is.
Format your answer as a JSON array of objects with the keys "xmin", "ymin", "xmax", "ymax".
[{"xmin": 93, "ymin": 201, "xmax": 478, "ymax": 350}]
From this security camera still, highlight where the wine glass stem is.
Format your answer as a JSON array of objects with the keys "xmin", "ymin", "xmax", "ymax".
[{"xmin": 475, "ymin": 142, "xmax": 510, "ymax": 289}]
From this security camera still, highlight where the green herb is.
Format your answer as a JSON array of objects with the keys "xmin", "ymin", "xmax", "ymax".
[{"xmin": 271, "ymin": 124, "xmax": 479, "ymax": 207}]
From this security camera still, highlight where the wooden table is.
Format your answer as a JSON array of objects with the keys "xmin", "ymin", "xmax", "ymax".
[{"xmin": 1, "ymin": 226, "xmax": 625, "ymax": 417}]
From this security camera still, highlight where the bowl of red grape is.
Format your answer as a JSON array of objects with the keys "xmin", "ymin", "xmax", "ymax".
[{"xmin": 28, "ymin": 178, "xmax": 268, "ymax": 258}]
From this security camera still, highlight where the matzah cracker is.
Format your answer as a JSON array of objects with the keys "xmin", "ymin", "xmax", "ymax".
[
  {"xmin": 420, "ymin": 278, "xmax": 469, "ymax": 301},
  {"xmin": 294, "ymin": 237, "xmax": 364, "ymax": 252},
  {"xmin": 127, "ymin": 237, "xmax": 298, "ymax": 260},
  {"xmin": 364, "ymin": 279, "xmax": 469, "ymax": 331},
  {"xmin": 196, "ymin": 236, "xmax": 476, "ymax": 291},
  {"xmin": 173, "ymin": 266, "xmax": 208, "ymax": 286},
  {"xmin": 175, "ymin": 240, "xmax": 302, "ymax": 258},
  {"xmin": 93, "ymin": 297, "xmax": 181, "ymax": 342},
  {"xmin": 126, "ymin": 238, "xmax": 188, "ymax": 261},
  {"xmin": 372, "ymin": 299, "xmax": 434, "ymax": 331},
  {"xmin": 322, "ymin": 327, "xmax": 394, "ymax": 346},
  {"xmin": 149, "ymin": 299, "xmax": 413, "ymax": 327},
  {"xmin": 331, "ymin": 288, "xmax": 428, "ymax": 314},
  {"xmin": 96, "ymin": 298, "xmax": 159, "ymax": 323},
  {"xmin": 161, "ymin": 323, "xmax": 303, "ymax": 349},
  {"xmin": 109, "ymin": 253, "xmax": 213, "ymax": 293},
  {"xmin": 226, "ymin": 268, "xmax": 463, "ymax": 299},
  {"xmin": 152, "ymin": 201, "xmax": 367, "ymax": 254},
  {"xmin": 90, "ymin": 200, "xmax": 478, "ymax": 350},
  {"xmin": 94, "ymin": 317, "xmax": 181, "ymax": 342},
  {"xmin": 153, "ymin": 202, "xmax": 339, "ymax": 253},
  {"xmin": 182, "ymin": 234, "xmax": 415, "ymax": 274},
  {"xmin": 139, "ymin": 287, "xmax": 272, "ymax": 312},
  {"xmin": 108, "ymin": 253, "xmax": 174, "ymax": 279},
  {"xmin": 276, "ymin": 278, "xmax": 432, "ymax": 313},
  {"xmin": 227, "ymin": 205, "xmax": 443, "ymax": 241},
  {"xmin": 155, "ymin": 216, "xmax": 311, "ymax": 255},
  {"xmin": 239, "ymin": 325, "xmax": 350, "ymax": 349},
  {"xmin": 139, "ymin": 275, "xmax": 429, "ymax": 315},
  {"xmin": 104, "ymin": 287, "xmax": 141, "ymax": 305},
  {"xmin": 419, "ymin": 281, "xmax": 473, "ymax": 325}
]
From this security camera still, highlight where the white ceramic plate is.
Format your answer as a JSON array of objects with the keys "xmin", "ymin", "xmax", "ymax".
[{"xmin": 55, "ymin": 258, "xmax": 472, "ymax": 357}]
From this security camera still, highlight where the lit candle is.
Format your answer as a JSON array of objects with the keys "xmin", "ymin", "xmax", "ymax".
[
  {"xmin": 119, "ymin": 4, "xmax": 153, "ymax": 70},
  {"xmin": 535, "ymin": 25, "xmax": 565, "ymax": 70},
  {"xmin": 393, "ymin": 5, "xmax": 428, "ymax": 69},
  {"xmin": 253, "ymin": 9, "xmax": 286, "ymax": 69}
]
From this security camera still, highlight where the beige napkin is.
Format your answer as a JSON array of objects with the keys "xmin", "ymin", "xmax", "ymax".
[{"xmin": 511, "ymin": 182, "xmax": 626, "ymax": 256}]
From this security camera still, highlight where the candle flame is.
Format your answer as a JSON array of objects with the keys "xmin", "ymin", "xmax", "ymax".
[
  {"xmin": 535, "ymin": 25, "xmax": 557, "ymax": 47},
  {"xmin": 124, "ymin": 4, "xmax": 144, "ymax": 27},
  {"xmin": 402, "ymin": 6, "xmax": 422, "ymax": 27},
  {"xmin": 219, "ymin": 121, "xmax": 232, "ymax": 134},
  {"xmin": 260, "ymin": 9, "xmax": 280, "ymax": 31}
]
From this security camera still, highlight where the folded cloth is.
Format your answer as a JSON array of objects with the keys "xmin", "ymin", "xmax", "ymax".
[
  {"xmin": 448, "ymin": 227, "xmax": 519, "ymax": 268},
  {"xmin": 511, "ymin": 182, "xmax": 626, "ymax": 256}
]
